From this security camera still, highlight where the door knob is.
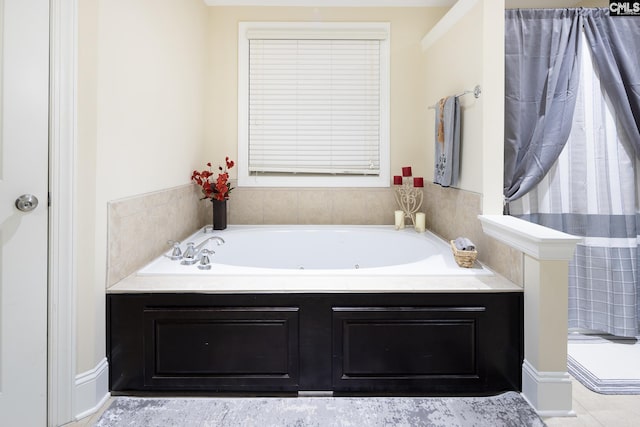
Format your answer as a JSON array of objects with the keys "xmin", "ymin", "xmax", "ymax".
[{"xmin": 15, "ymin": 194, "xmax": 39, "ymax": 212}]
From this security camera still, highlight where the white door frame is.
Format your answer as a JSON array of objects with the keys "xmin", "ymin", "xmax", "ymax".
[{"xmin": 49, "ymin": 0, "xmax": 77, "ymax": 425}]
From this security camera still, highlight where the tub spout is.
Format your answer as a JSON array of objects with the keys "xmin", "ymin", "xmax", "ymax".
[
  {"xmin": 196, "ymin": 236, "xmax": 225, "ymax": 248},
  {"xmin": 181, "ymin": 236, "xmax": 224, "ymax": 265}
]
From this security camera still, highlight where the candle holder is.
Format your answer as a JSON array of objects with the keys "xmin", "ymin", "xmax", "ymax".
[{"xmin": 394, "ymin": 177, "xmax": 423, "ymax": 225}]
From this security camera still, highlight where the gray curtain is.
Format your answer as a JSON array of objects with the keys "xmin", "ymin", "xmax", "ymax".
[
  {"xmin": 504, "ymin": 9, "xmax": 582, "ymax": 202},
  {"xmin": 506, "ymin": 8, "xmax": 640, "ymax": 337},
  {"xmin": 509, "ymin": 47, "xmax": 640, "ymax": 336},
  {"xmin": 582, "ymin": 8, "xmax": 640, "ymax": 155}
]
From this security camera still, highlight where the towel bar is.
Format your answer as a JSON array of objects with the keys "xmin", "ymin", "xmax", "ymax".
[{"xmin": 428, "ymin": 84, "xmax": 481, "ymax": 109}]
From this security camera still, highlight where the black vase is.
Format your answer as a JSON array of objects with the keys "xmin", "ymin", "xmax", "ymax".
[{"xmin": 212, "ymin": 199, "xmax": 227, "ymax": 230}]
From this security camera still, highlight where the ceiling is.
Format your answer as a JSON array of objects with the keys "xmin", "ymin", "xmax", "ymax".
[
  {"xmin": 203, "ymin": 1, "xmax": 455, "ymax": 5},
  {"xmin": 504, "ymin": 0, "xmax": 582, "ymax": 7},
  {"xmin": 203, "ymin": 0, "xmax": 584, "ymax": 7}
]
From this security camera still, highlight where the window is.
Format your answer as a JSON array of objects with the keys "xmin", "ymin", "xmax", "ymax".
[{"xmin": 238, "ymin": 22, "xmax": 390, "ymax": 187}]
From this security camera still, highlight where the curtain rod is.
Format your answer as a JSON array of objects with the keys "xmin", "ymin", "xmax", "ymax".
[{"xmin": 428, "ymin": 84, "xmax": 482, "ymax": 109}]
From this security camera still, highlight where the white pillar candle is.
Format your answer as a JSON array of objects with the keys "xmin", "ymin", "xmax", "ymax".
[
  {"xmin": 394, "ymin": 210, "xmax": 405, "ymax": 230},
  {"xmin": 415, "ymin": 212, "xmax": 426, "ymax": 233}
]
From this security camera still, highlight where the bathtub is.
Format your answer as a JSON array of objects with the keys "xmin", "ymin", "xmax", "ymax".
[
  {"xmin": 138, "ymin": 225, "xmax": 491, "ymax": 277},
  {"xmin": 111, "ymin": 224, "xmax": 521, "ymax": 293},
  {"xmin": 108, "ymin": 225, "xmax": 524, "ymax": 395}
]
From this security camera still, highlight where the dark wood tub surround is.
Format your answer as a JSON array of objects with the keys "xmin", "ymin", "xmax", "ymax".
[{"xmin": 107, "ymin": 292, "xmax": 523, "ymax": 395}]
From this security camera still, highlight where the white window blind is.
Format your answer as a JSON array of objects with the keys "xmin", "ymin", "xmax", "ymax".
[{"xmin": 239, "ymin": 23, "xmax": 388, "ymax": 185}]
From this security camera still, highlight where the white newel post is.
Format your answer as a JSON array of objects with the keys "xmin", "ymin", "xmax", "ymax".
[{"xmin": 479, "ymin": 215, "xmax": 581, "ymax": 417}]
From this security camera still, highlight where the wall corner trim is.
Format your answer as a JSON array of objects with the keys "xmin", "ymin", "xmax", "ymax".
[
  {"xmin": 478, "ymin": 215, "xmax": 582, "ymax": 261},
  {"xmin": 74, "ymin": 358, "xmax": 110, "ymax": 421},
  {"xmin": 521, "ymin": 360, "xmax": 576, "ymax": 418},
  {"xmin": 421, "ymin": 0, "xmax": 479, "ymax": 51},
  {"xmin": 49, "ymin": 0, "xmax": 79, "ymax": 425}
]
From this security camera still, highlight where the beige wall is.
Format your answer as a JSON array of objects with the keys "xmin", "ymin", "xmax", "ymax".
[
  {"xmin": 205, "ymin": 6, "xmax": 447, "ymax": 180},
  {"xmin": 423, "ymin": 0, "xmax": 504, "ymax": 214},
  {"xmin": 423, "ymin": 8, "xmax": 483, "ymax": 194},
  {"xmin": 77, "ymin": 0, "xmax": 209, "ymax": 372},
  {"xmin": 95, "ymin": 0, "xmax": 209, "ymax": 199}
]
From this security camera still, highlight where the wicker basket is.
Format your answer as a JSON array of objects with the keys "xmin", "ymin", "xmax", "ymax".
[{"xmin": 450, "ymin": 240, "xmax": 478, "ymax": 268}]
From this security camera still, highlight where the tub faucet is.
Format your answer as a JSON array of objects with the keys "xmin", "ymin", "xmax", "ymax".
[
  {"xmin": 196, "ymin": 236, "xmax": 225, "ymax": 248},
  {"xmin": 181, "ymin": 236, "xmax": 225, "ymax": 265}
]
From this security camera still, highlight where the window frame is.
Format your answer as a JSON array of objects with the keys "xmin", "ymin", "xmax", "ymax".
[{"xmin": 237, "ymin": 21, "xmax": 391, "ymax": 188}]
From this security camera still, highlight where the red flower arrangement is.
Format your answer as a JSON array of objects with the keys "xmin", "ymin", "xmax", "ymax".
[{"xmin": 191, "ymin": 157, "xmax": 235, "ymax": 201}]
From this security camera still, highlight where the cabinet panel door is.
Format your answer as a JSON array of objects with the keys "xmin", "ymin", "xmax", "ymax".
[
  {"xmin": 332, "ymin": 307, "xmax": 484, "ymax": 393},
  {"xmin": 144, "ymin": 307, "xmax": 299, "ymax": 391}
]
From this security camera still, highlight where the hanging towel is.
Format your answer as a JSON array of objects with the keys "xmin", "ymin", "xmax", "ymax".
[
  {"xmin": 433, "ymin": 96, "xmax": 460, "ymax": 187},
  {"xmin": 437, "ymin": 98, "xmax": 446, "ymax": 144}
]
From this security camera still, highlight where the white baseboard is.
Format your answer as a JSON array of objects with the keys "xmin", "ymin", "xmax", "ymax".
[
  {"xmin": 74, "ymin": 358, "xmax": 110, "ymax": 421},
  {"xmin": 522, "ymin": 359, "xmax": 576, "ymax": 417},
  {"xmin": 70, "ymin": 357, "xmax": 577, "ymax": 419}
]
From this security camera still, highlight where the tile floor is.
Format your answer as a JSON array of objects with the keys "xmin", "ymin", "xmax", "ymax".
[
  {"xmin": 544, "ymin": 378, "xmax": 640, "ymax": 427},
  {"xmin": 66, "ymin": 378, "xmax": 640, "ymax": 427}
]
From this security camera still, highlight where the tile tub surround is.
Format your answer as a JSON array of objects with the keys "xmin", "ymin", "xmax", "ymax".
[
  {"xmin": 107, "ymin": 185, "xmax": 210, "ymax": 287},
  {"xmin": 228, "ymin": 186, "xmax": 397, "ymax": 225},
  {"xmin": 107, "ymin": 183, "xmax": 523, "ymax": 288},
  {"xmin": 423, "ymin": 183, "xmax": 523, "ymax": 286}
]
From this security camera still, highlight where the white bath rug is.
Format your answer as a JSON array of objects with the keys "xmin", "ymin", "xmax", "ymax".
[
  {"xmin": 94, "ymin": 392, "xmax": 545, "ymax": 427},
  {"xmin": 568, "ymin": 333, "xmax": 640, "ymax": 394}
]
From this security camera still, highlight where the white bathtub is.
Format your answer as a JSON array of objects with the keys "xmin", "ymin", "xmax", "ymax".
[
  {"xmin": 138, "ymin": 225, "xmax": 490, "ymax": 277},
  {"xmin": 110, "ymin": 225, "xmax": 521, "ymax": 293}
]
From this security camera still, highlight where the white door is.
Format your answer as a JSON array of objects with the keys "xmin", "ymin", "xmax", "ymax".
[{"xmin": 0, "ymin": 0, "xmax": 50, "ymax": 425}]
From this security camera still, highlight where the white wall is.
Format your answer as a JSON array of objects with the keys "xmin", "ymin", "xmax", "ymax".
[
  {"xmin": 77, "ymin": 0, "xmax": 209, "ymax": 373},
  {"xmin": 77, "ymin": 0, "xmax": 99, "ymax": 377}
]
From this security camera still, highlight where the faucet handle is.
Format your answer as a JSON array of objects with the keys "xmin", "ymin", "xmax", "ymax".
[
  {"xmin": 197, "ymin": 249, "xmax": 214, "ymax": 270},
  {"xmin": 182, "ymin": 242, "xmax": 195, "ymax": 257},
  {"xmin": 166, "ymin": 240, "xmax": 183, "ymax": 260}
]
